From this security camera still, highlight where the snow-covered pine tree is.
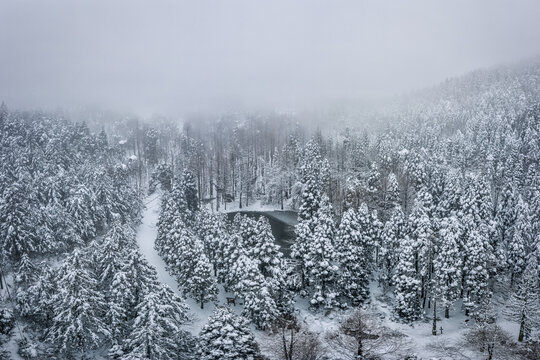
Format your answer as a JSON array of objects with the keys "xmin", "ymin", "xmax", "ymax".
[
  {"xmin": 14, "ymin": 253, "xmax": 37, "ymax": 287},
  {"xmin": 382, "ymin": 171, "xmax": 400, "ymax": 213},
  {"xmin": 169, "ymin": 175, "xmax": 192, "ymax": 225},
  {"xmin": 250, "ymin": 216, "xmax": 282, "ymax": 278},
  {"xmin": 155, "ymin": 193, "xmax": 175, "ymax": 255},
  {"xmin": 366, "ymin": 162, "xmax": 381, "ymax": 205},
  {"xmin": 106, "ymin": 269, "xmax": 133, "ymax": 345},
  {"xmin": 47, "ymin": 249, "xmax": 110, "ymax": 353},
  {"xmin": 462, "ymin": 227, "xmax": 492, "ymax": 317},
  {"xmin": 182, "ymin": 240, "xmax": 218, "ymax": 309},
  {"xmin": 379, "ymin": 205, "xmax": 406, "ymax": 290},
  {"xmin": 66, "ymin": 184, "xmax": 98, "ymax": 243},
  {"xmin": 219, "ymin": 233, "xmax": 246, "ymax": 289},
  {"xmin": 195, "ymin": 211, "xmax": 228, "ymax": 276},
  {"xmin": 122, "ymin": 249, "xmax": 160, "ymax": 312},
  {"xmin": 234, "ymin": 213, "xmax": 258, "ymax": 245},
  {"xmin": 234, "ymin": 255, "xmax": 279, "ymax": 330},
  {"xmin": 198, "ymin": 307, "xmax": 260, "ymax": 360},
  {"xmin": 305, "ymin": 195, "xmax": 339, "ymax": 309},
  {"xmin": 336, "ymin": 205, "xmax": 370, "ymax": 305},
  {"xmin": 18, "ymin": 262, "xmax": 58, "ymax": 325},
  {"xmin": 0, "ymin": 178, "xmax": 38, "ymax": 260},
  {"xmin": 507, "ymin": 196, "xmax": 531, "ymax": 287},
  {"xmin": 367, "ymin": 208, "xmax": 382, "ymax": 267},
  {"xmin": 181, "ymin": 168, "xmax": 199, "ymax": 214},
  {"xmin": 393, "ymin": 235, "xmax": 422, "ymax": 321},
  {"xmin": 408, "ymin": 188, "xmax": 435, "ymax": 308},
  {"xmin": 495, "ymin": 184, "xmax": 517, "ymax": 255},
  {"xmin": 432, "ymin": 216, "xmax": 462, "ymax": 318},
  {"xmin": 291, "ymin": 139, "xmax": 328, "ymax": 289},
  {"xmin": 504, "ymin": 255, "xmax": 540, "ymax": 342},
  {"xmin": 97, "ymin": 224, "xmax": 133, "ymax": 290},
  {"xmin": 122, "ymin": 285, "xmax": 191, "ymax": 359}
]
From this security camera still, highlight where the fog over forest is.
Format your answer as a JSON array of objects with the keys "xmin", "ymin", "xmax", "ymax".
[{"xmin": 1, "ymin": 0, "xmax": 540, "ymax": 115}]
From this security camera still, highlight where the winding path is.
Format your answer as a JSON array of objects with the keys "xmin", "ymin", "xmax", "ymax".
[
  {"xmin": 135, "ymin": 195, "xmax": 222, "ymax": 334},
  {"xmin": 135, "ymin": 195, "xmax": 181, "ymax": 294}
]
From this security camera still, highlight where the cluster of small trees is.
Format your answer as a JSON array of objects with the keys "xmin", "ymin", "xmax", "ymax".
[{"xmin": 155, "ymin": 169, "xmax": 292, "ymax": 330}]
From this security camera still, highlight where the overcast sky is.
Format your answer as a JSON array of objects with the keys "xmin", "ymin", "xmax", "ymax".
[{"xmin": 1, "ymin": 0, "xmax": 539, "ymax": 116}]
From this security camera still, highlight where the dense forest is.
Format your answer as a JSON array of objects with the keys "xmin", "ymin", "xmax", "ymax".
[{"xmin": 0, "ymin": 58, "xmax": 539, "ymax": 359}]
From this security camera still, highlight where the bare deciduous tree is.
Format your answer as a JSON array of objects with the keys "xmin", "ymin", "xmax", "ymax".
[{"xmin": 325, "ymin": 310, "xmax": 412, "ymax": 360}]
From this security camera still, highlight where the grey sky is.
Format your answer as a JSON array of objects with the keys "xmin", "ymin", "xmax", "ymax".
[{"xmin": 1, "ymin": 0, "xmax": 539, "ymax": 116}]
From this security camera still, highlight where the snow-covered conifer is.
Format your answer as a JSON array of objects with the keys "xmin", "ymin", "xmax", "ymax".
[
  {"xmin": 198, "ymin": 307, "xmax": 260, "ymax": 360},
  {"xmin": 379, "ymin": 206, "xmax": 406, "ymax": 289},
  {"xmin": 250, "ymin": 216, "xmax": 282, "ymax": 278},
  {"xmin": 122, "ymin": 285, "xmax": 191, "ymax": 359},
  {"xmin": 507, "ymin": 196, "xmax": 531, "ymax": 286},
  {"xmin": 504, "ymin": 256, "xmax": 540, "ymax": 342},
  {"xmin": 305, "ymin": 195, "xmax": 339, "ymax": 308},
  {"xmin": 433, "ymin": 216, "xmax": 462, "ymax": 318},
  {"xmin": 393, "ymin": 235, "xmax": 422, "ymax": 321},
  {"xmin": 336, "ymin": 205, "xmax": 371, "ymax": 305},
  {"xmin": 182, "ymin": 240, "xmax": 218, "ymax": 309},
  {"xmin": 463, "ymin": 228, "xmax": 492, "ymax": 317},
  {"xmin": 47, "ymin": 249, "xmax": 110, "ymax": 353}
]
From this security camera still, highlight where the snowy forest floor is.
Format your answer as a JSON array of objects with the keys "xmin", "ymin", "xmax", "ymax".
[{"xmin": 136, "ymin": 196, "xmax": 524, "ymax": 360}]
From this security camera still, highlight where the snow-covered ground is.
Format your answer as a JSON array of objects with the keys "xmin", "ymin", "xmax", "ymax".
[
  {"xmin": 207, "ymin": 199, "xmax": 289, "ymax": 214},
  {"xmin": 136, "ymin": 195, "xmax": 178, "ymax": 292},
  {"xmin": 135, "ymin": 197, "xmax": 523, "ymax": 359}
]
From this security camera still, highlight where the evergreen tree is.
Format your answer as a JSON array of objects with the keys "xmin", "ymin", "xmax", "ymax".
[
  {"xmin": 305, "ymin": 195, "xmax": 339, "ymax": 308},
  {"xmin": 0, "ymin": 178, "xmax": 38, "ymax": 260},
  {"xmin": 219, "ymin": 233, "xmax": 246, "ymax": 289},
  {"xmin": 198, "ymin": 307, "xmax": 260, "ymax": 360},
  {"xmin": 336, "ymin": 205, "xmax": 371, "ymax": 305},
  {"xmin": 106, "ymin": 269, "xmax": 133, "ymax": 344},
  {"xmin": 18, "ymin": 262, "xmax": 58, "ymax": 325},
  {"xmin": 181, "ymin": 168, "xmax": 199, "ymax": 213},
  {"xmin": 122, "ymin": 249, "xmax": 160, "ymax": 310},
  {"xmin": 408, "ymin": 188, "xmax": 435, "ymax": 308},
  {"xmin": 379, "ymin": 206, "xmax": 406, "ymax": 290},
  {"xmin": 383, "ymin": 171, "xmax": 400, "ymax": 212},
  {"xmin": 234, "ymin": 256, "xmax": 279, "ymax": 330},
  {"xmin": 393, "ymin": 235, "xmax": 422, "ymax": 321},
  {"xmin": 462, "ymin": 228, "xmax": 492, "ymax": 317},
  {"xmin": 432, "ymin": 216, "xmax": 462, "ymax": 318},
  {"xmin": 47, "ymin": 249, "xmax": 110, "ymax": 353},
  {"xmin": 183, "ymin": 240, "xmax": 218, "ymax": 309},
  {"xmin": 507, "ymin": 196, "xmax": 531, "ymax": 286},
  {"xmin": 196, "ymin": 211, "xmax": 227, "ymax": 275},
  {"xmin": 291, "ymin": 139, "xmax": 328, "ymax": 288},
  {"xmin": 250, "ymin": 216, "xmax": 282, "ymax": 278},
  {"xmin": 122, "ymin": 285, "xmax": 191, "ymax": 359},
  {"xmin": 504, "ymin": 256, "xmax": 540, "ymax": 342}
]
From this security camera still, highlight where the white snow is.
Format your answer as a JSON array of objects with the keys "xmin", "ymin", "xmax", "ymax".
[
  {"xmin": 136, "ymin": 195, "xmax": 225, "ymax": 334},
  {"xmin": 135, "ymin": 195, "xmax": 178, "ymax": 292}
]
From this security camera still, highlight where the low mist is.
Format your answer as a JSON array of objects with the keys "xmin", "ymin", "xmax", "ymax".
[{"xmin": 1, "ymin": 0, "xmax": 540, "ymax": 116}]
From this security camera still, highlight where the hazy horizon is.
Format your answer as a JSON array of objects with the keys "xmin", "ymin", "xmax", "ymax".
[{"xmin": 1, "ymin": 0, "xmax": 540, "ymax": 117}]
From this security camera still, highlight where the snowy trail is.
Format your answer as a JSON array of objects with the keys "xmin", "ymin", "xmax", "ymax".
[
  {"xmin": 135, "ymin": 195, "xmax": 224, "ymax": 335},
  {"xmin": 135, "ymin": 195, "xmax": 180, "ymax": 292}
]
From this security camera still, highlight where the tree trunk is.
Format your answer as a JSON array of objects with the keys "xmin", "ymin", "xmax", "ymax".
[
  {"xmin": 518, "ymin": 315, "xmax": 525, "ymax": 342},
  {"xmin": 445, "ymin": 306, "xmax": 449, "ymax": 319},
  {"xmin": 356, "ymin": 337, "xmax": 363, "ymax": 360},
  {"xmin": 432, "ymin": 300, "xmax": 437, "ymax": 336}
]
